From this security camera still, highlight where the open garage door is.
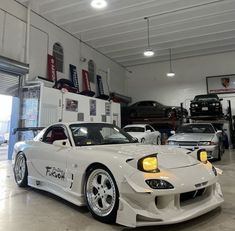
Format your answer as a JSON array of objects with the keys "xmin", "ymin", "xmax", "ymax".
[
  {"xmin": 0, "ymin": 55, "xmax": 29, "ymax": 160},
  {"xmin": 0, "ymin": 55, "xmax": 29, "ymax": 96}
]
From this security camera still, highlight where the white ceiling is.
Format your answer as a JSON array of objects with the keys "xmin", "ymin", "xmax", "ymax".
[{"xmin": 16, "ymin": 0, "xmax": 235, "ymax": 67}]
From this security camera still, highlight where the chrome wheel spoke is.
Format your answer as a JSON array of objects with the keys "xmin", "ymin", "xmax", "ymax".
[
  {"xmin": 101, "ymin": 197, "xmax": 111, "ymax": 210},
  {"xmin": 91, "ymin": 176, "xmax": 100, "ymax": 190},
  {"xmin": 100, "ymin": 174, "xmax": 107, "ymax": 187},
  {"xmin": 104, "ymin": 188, "xmax": 113, "ymax": 197}
]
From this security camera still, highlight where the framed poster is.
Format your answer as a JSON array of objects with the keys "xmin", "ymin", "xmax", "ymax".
[
  {"xmin": 65, "ymin": 99, "xmax": 78, "ymax": 112},
  {"xmin": 206, "ymin": 74, "xmax": 235, "ymax": 94},
  {"xmin": 90, "ymin": 99, "xmax": 96, "ymax": 116},
  {"xmin": 105, "ymin": 102, "xmax": 111, "ymax": 116}
]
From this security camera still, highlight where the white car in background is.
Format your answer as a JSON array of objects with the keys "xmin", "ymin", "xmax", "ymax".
[{"xmin": 123, "ymin": 124, "xmax": 161, "ymax": 144}]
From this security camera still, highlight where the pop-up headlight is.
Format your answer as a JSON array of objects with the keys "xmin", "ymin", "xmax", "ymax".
[
  {"xmin": 197, "ymin": 149, "xmax": 208, "ymax": 164},
  {"xmin": 138, "ymin": 155, "xmax": 159, "ymax": 173}
]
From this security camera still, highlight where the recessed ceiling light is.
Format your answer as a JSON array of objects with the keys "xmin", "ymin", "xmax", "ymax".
[
  {"xmin": 143, "ymin": 49, "xmax": 155, "ymax": 57},
  {"xmin": 90, "ymin": 0, "xmax": 107, "ymax": 9},
  {"xmin": 166, "ymin": 72, "xmax": 175, "ymax": 78}
]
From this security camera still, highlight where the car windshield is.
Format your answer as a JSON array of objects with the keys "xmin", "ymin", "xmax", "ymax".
[
  {"xmin": 70, "ymin": 123, "xmax": 136, "ymax": 146},
  {"xmin": 177, "ymin": 124, "xmax": 215, "ymax": 134},
  {"xmin": 194, "ymin": 95, "xmax": 218, "ymax": 101},
  {"xmin": 123, "ymin": 127, "xmax": 145, "ymax": 133}
]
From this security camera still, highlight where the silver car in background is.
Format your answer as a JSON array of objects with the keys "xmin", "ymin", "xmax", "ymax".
[{"xmin": 167, "ymin": 123, "xmax": 224, "ymax": 160}]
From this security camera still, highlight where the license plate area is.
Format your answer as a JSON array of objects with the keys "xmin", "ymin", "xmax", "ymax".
[{"xmin": 202, "ymin": 107, "xmax": 208, "ymax": 111}]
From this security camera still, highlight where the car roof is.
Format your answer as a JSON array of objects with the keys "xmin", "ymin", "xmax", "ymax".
[
  {"xmin": 194, "ymin": 94, "xmax": 218, "ymax": 97},
  {"xmin": 181, "ymin": 123, "xmax": 214, "ymax": 128},
  {"xmin": 124, "ymin": 124, "xmax": 148, "ymax": 128},
  {"xmin": 47, "ymin": 122, "xmax": 113, "ymax": 127}
]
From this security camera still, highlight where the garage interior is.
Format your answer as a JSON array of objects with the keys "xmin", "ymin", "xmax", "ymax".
[{"xmin": 0, "ymin": 0, "xmax": 235, "ymax": 230}]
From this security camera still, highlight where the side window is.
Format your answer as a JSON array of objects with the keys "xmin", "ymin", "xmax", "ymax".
[
  {"xmin": 146, "ymin": 125, "xmax": 154, "ymax": 132},
  {"xmin": 42, "ymin": 126, "xmax": 68, "ymax": 144},
  {"xmin": 53, "ymin": 42, "xmax": 64, "ymax": 73},
  {"xmin": 139, "ymin": 102, "xmax": 150, "ymax": 107}
]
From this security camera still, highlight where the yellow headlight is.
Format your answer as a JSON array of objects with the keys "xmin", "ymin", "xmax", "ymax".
[
  {"xmin": 142, "ymin": 157, "xmax": 158, "ymax": 172},
  {"xmin": 200, "ymin": 151, "xmax": 208, "ymax": 163}
]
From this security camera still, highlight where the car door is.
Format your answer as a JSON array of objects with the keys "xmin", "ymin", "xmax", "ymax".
[{"xmin": 30, "ymin": 125, "xmax": 71, "ymax": 189}]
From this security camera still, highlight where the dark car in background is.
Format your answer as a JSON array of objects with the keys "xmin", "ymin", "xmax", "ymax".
[
  {"xmin": 128, "ymin": 100, "xmax": 188, "ymax": 119},
  {"xmin": 190, "ymin": 94, "xmax": 223, "ymax": 117}
]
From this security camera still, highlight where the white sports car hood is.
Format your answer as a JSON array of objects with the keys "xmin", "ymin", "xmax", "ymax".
[
  {"xmin": 82, "ymin": 144, "xmax": 198, "ymax": 169},
  {"xmin": 169, "ymin": 133, "xmax": 214, "ymax": 142}
]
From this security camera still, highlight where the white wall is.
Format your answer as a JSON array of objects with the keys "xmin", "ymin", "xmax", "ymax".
[
  {"xmin": 0, "ymin": 0, "xmax": 126, "ymax": 95},
  {"xmin": 126, "ymin": 51, "xmax": 235, "ymax": 113}
]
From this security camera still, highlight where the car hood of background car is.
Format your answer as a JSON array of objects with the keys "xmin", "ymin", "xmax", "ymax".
[
  {"xmin": 169, "ymin": 133, "xmax": 214, "ymax": 142},
  {"xmin": 76, "ymin": 144, "xmax": 198, "ymax": 169}
]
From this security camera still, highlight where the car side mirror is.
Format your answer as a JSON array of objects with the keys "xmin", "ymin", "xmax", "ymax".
[
  {"xmin": 53, "ymin": 139, "xmax": 70, "ymax": 147},
  {"xmin": 146, "ymin": 130, "xmax": 151, "ymax": 133},
  {"xmin": 216, "ymin": 130, "xmax": 222, "ymax": 134},
  {"xmin": 170, "ymin": 130, "xmax": 176, "ymax": 135},
  {"xmin": 219, "ymin": 98, "xmax": 223, "ymax": 101}
]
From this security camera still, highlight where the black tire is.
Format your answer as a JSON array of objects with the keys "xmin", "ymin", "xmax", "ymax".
[
  {"xmin": 217, "ymin": 147, "xmax": 222, "ymax": 161},
  {"xmin": 141, "ymin": 138, "xmax": 145, "ymax": 143},
  {"xmin": 13, "ymin": 153, "xmax": 28, "ymax": 187},
  {"xmin": 84, "ymin": 165, "xmax": 119, "ymax": 224},
  {"xmin": 157, "ymin": 136, "xmax": 161, "ymax": 145}
]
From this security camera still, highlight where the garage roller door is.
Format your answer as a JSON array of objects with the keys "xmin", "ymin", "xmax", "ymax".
[
  {"xmin": 0, "ymin": 55, "xmax": 29, "ymax": 96},
  {"xmin": 0, "ymin": 72, "xmax": 20, "ymax": 96}
]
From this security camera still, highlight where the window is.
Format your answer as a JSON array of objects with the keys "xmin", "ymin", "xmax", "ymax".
[
  {"xmin": 146, "ymin": 125, "xmax": 154, "ymax": 132},
  {"xmin": 42, "ymin": 126, "xmax": 68, "ymax": 144},
  {"xmin": 70, "ymin": 123, "xmax": 134, "ymax": 146},
  {"xmin": 138, "ymin": 101, "xmax": 152, "ymax": 107},
  {"xmin": 53, "ymin": 43, "xmax": 64, "ymax": 73},
  {"xmin": 123, "ymin": 127, "xmax": 145, "ymax": 133}
]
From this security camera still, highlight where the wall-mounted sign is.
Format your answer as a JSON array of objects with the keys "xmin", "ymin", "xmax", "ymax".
[
  {"xmin": 88, "ymin": 60, "xmax": 95, "ymax": 83},
  {"xmin": 77, "ymin": 113, "xmax": 84, "ymax": 121},
  {"xmin": 206, "ymin": 74, "xmax": 235, "ymax": 94},
  {"xmin": 69, "ymin": 64, "xmax": 79, "ymax": 91},
  {"xmin": 90, "ymin": 99, "xmax": 96, "ymax": 116},
  {"xmin": 65, "ymin": 99, "xmax": 78, "ymax": 112}
]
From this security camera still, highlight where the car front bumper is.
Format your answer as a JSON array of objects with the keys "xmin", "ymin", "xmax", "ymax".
[
  {"xmin": 116, "ymin": 163, "xmax": 224, "ymax": 227},
  {"xmin": 168, "ymin": 144, "xmax": 219, "ymax": 160}
]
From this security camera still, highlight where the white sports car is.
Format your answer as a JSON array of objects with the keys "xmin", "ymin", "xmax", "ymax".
[
  {"xmin": 12, "ymin": 122, "xmax": 224, "ymax": 227},
  {"xmin": 123, "ymin": 124, "xmax": 161, "ymax": 144}
]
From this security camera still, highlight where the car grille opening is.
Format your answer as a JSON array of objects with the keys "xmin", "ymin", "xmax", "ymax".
[
  {"xmin": 178, "ymin": 141, "xmax": 198, "ymax": 146},
  {"xmin": 180, "ymin": 188, "xmax": 206, "ymax": 204}
]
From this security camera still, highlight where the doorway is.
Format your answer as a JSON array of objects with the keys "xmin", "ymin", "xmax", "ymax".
[{"xmin": 0, "ymin": 94, "xmax": 12, "ymax": 161}]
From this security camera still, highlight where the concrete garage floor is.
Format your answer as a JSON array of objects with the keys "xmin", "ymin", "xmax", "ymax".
[{"xmin": 0, "ymin": 151, "xmax": 235, "ymax": 231}]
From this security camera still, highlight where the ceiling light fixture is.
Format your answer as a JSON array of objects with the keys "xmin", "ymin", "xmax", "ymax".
[
  {"xmin": 166, "ymin": 48, "xmax": 175, "ymax": 77},
  {"xmin": 143, "ymin": 17, "xmax": 155, "ymax": 57},
  {"xmin": 90, "ymin": 0, "xmax": 107, "ymax": 9}
]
